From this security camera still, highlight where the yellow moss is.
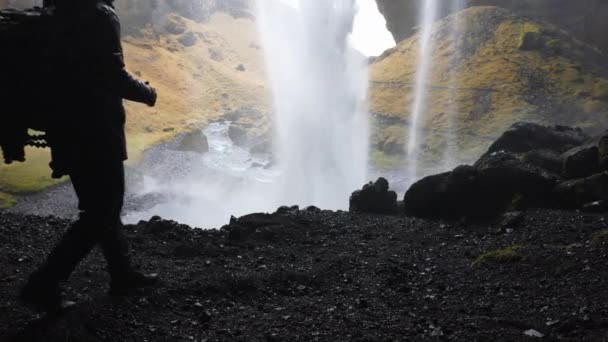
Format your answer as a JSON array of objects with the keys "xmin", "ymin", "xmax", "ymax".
[
  {"xmin": 0, "ymin": 192, "xmax": 16, "ymax": 209},
  {"xmin": 521, "ymin": 22, "xmax": 541, "ymax": 34},
  {"xmin": 473, "ymin": 245, "xmax": 524, "ymax": 266}
]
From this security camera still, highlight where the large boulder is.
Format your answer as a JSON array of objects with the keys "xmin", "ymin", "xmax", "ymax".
[
  {"xmin": 403, "ymin": 165, "xmax": 479, "ymax": 218},
  {"xmin": 555, "ymin": 172, "xmax": 608, "ymax": 209},
  {"xmin": 561, "ymin": 145, "xmax": 599, "ymax": 180},
  {"xmin": 403, "ymin": 152, "xmax": 558, "ymax": 219},
  {"xmin": 403, "ymin": 123, "xmax": 608, "ymax": 218},
  {"xmin": 176, "ymin": 129, "xmax": 209, "ymax": 153},
  {"xmin": 350, "ymin": 178, "xmax": 398, "ymax": 215},
  {"xmin": 473, "ymin": 151, "xmax": 558, "ymax": 210},
  {"xmin": 486, "ymin": 122, "xmax": 588, "ymax": 155},
  {"xmin": 522, "ymin": 149, "xmax": 563, "ymax": 175},
  {"xmin": 599, "ymin": 134, "xmax": 608, "ymax": 171}
]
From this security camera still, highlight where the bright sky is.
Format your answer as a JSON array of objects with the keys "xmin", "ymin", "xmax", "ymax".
[
  {"xmin": 277, "ymin": 0, "xmax": 396, "ymax": 56},
  {"xmin": 351, "ymin": 0, "xmax": 396, "ymax": 56}
]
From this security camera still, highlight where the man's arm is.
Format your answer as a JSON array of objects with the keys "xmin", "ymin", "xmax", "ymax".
[{"xmin": 91, "ymin": 3, "xmax": 156, "ymax": 106}]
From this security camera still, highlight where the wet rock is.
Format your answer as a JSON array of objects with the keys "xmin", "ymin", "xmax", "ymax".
[
  {"xmin": 555, "ymin": 172, "xmax": 608, "ymax": 209},
  {"xmin": 473, "ymin": 151, "xmax": 557, "ymax": 212},
  {"xmin": 582, "ymin": 200, "xmax": 608, "ymax": 213},
  {"xmin": 404, "ymin": 151, "xmax": 557, "ymax": 219},
  {"xmin": 228, "ymin": 124, "xmax": 248, "ymax": 146},
  {"xmin": 276, "ymin": 206, "xmax": 299, "ymax": 214},
  {"xmin": 599, "ymin": 134, "xmax": 608, "ymax": 171},
  {"xmin": 522, "ymin": 149, "xmax": 563, "ymax": 174},
  {"xmin": 501, "ymin": 211, "xmax": 525, "ymax": 228},
  {"xmin": 403, "ymin": 165, "xmax": 478, "ymax": 218},
  {"xmin": 519, "ymin": 31, "xmax": 544, "ymax": 51},
  {"xmin": 164, "ymin": 15, "xmax": 186, "ymax": 35},
  {"xmin": 487, "ymin": 122, "xmax": 588, "ymax": 155},
  {"xmin": 176, "ymin": 130, "xmax": 209, "ymax": 153},
  {"xmin": 350, "ymin": 178, "xmax": 398, "ymax": 214},
  {"xmin": 178, "ymin": 32, "xmax": 198, "ymax": 47},
  {"xmin": 561, "ymin": 145, "xmax": 599, "ymax": 179}
]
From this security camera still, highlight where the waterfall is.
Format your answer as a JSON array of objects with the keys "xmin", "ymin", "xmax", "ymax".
[
  {"xmin": 256, "ymin": 0, "xmax": 369, "ymax": 209},
  {"xmin": 442, "ymin": 0, "xmax": 468, "ymax": 170},
  {"xmin": 406, "ymin": 0, "xmax": 439, "ymax": 181}
]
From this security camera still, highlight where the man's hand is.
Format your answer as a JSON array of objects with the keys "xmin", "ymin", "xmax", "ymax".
[{"xmin": 145, "ymin": 81, "xmax": 157, "ymax": 107}]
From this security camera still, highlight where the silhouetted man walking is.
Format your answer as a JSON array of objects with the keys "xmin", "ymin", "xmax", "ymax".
[{"xmin": 20, "ymin": 0, "xmax": 158, "ymax": 313}]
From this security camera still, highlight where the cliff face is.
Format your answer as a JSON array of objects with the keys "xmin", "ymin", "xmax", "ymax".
[
  {"xmin": 369, "ymin": 7, "xmax": 608, "ymax": 167},
  {"xmin": 115, "ymin": 0, "xmax": 253, "ymax": 35},
  {"xmin": 376, "ymin": 0, "xmax": 608, "ymax": 53}
]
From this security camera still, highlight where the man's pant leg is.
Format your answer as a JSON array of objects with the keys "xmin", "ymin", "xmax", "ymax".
[{"xmin": 32, "ymin": 158, "xmax": 127, "ymax": 283}]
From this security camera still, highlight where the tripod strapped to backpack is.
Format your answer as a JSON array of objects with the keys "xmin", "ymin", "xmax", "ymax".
[{"xmin": 0, "ymin": 3, "xmax": 54, "ymax": 164}]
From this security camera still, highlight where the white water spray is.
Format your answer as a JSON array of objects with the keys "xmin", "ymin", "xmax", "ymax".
[
  {"xmin": 256, "ymin": 0, "xmax": 369, "ymax": 209},
  {"xmin": 442, "ymin": 0, "xmax": 468, "ymax": 171},
  {"xmin": 406, "ymin": 0, "xmax": 439, "ymax": 181}
]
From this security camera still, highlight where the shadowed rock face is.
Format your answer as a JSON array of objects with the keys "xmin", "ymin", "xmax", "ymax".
[
  {"xmin": 403, "ymin": 122, "xmax": 608, "ymax": 219},
  {"xmin": 375, "ymin": 0, "xmax": 608, "ymax": 53}
]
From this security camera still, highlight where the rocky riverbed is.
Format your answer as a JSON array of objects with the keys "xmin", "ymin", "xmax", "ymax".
[{"xmin": 2, "ymin": 207, "xmax": 608, "ymax": 341}]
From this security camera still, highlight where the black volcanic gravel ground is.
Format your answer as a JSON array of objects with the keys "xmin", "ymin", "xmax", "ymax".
[{"xmin": 1, "ymin": 208, "xmax": 608, "ymax": 341}]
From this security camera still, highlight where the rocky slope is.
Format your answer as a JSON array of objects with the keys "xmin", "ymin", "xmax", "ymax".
[
  {"xmin": 369, "ymin": 6, "xmax": 608, "ymax": 167},
  {"xmin": 376, "ymin": 0, "xmax": 608, "ymax": 54},
  {"xmin": 2, "ymin": 208, "xmax": 608, "ymax": 341}
]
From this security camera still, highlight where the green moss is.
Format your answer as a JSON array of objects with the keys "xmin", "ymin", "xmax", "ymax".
[
  {"xmin": 473, "ymin": 245, "xmax": 524, "ymax": 266},
  {"xmin": 370, "ymin": 150, "xmax": 404, "ymax": 170},
  {"xmin": 0, "ymin": 192, "xmax": 16, "ymax": 209},
  {"xmin": 0, "ymin": 148, "xmax": 64, "ymax": 193},
  {"xmin": 593, "ymin": 230, "xmax": 608, "ymax": 244}
]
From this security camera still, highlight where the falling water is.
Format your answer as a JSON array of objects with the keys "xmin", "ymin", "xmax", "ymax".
[
  {"xmin": 442, "ymin": 0, "xmax": 468, "ymax": 170},
  {"xmin": 406, "ymin": 0, "xmax": 439, "ymax": 181},
  {"xmin": 256, "ymin": 0, "xmax": 369, "ymax": 209}
]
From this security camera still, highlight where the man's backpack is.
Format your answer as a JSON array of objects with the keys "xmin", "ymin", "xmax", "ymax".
[{"xmin": 0, "ymin": 6, "xmax": 53, "ymax": 164}]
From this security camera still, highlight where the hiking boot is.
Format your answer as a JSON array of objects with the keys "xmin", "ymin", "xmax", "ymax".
[
  {"xmin": 19, "ymin": 279, "xmax": 76, "ymax": 315},
  {"xmin": 109, "ymin": 271, "xmax": 159, "ymax": 295}
]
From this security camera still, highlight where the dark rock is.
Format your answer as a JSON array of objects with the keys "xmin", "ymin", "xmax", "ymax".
[
  {"xmin": 582, "ymin": 200, "xmax": 608, "ymax": 213},
  {"xmin": 276, "ymin": 206, "xmax": 299, "ymax": 214},
  {"xmin": 250, "ymin": 139, "xmax": 272, "ymax": 154},
  {"xmin": 403, "ymin": 165, "xmax": 478, "ymax": 218},
  {"xmin": 405, "ymin": 151, "xmax": 557, "ymax": 219},
  {"xmin": 350, "ymin": 178, "xmax": 398, "ymax": 215},
  {"xmin": 228, "ymin": 124, "xmax": 248, "ymax": 146},
  {"xmin": 178, "ymin": 32, "xmax": 198, "ymax": 47},
  {"xmin": 519, "ymin": 31, "xmax": 544, "ymax": 51},
  {"xmin": 235, "ymin": 64, "xmax": 246, "ymax": 72},
  {"xmin": 164, "ymin": 15, "xmax": 186, "ymax": 35},
  {"xmin": 555, "ymin": 172, "xmax": 608, "ymax": 209},
  {"xmin": 305, "ymin": 206, "xmax": 321, "ymax": 213},
  {"xmin": 144, "ymin": 219, "xmax": 179, "ymax": 235},
  {"xmin": 522, "ymin": 149, "xmax": 563, "ymax": 174},
  {"xmin": 561, "ymin": 145, "xmax": 599, "ymax": 179},
  {"xmin": 176, "ymin": 130, "xmax": 209, "ymax": 153},
  {"xmin": 599, "ymin": 134, "xmax": 608, "ymax": 171},
  {"xmin": 473, "ymin": 151, "xmax": 558, "ymax": 211},
  {"xmin": 487, "ymin": 122, "xmax": 588, "ymax": 155},
  {"xmin": 501, "ymin": 211, "xmax": 525, "ymax": 228}
]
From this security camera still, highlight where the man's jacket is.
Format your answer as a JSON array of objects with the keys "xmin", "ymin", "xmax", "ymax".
[{"xmin": 48, "ymin": 0, "xmax": 153, "ymax": 172}]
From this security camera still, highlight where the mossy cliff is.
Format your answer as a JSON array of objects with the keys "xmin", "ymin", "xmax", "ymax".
[
  {"xmin": 376, "ymin": 0, "xmax": 608, "ymax": 54},
  {"xmin": 369, "ymin": 7, "xmax": 608, "ymax": 167}
]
